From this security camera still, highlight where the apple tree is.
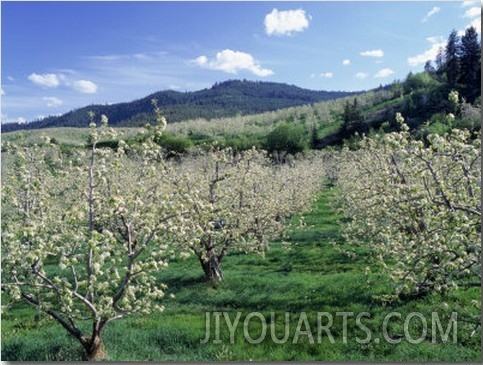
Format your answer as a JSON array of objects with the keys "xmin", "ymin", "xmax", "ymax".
[
  {"xmin": 336, "ymin": 114, "xmax": 480, "ymax": 299},
  {"xmin": 1, "ymin": 114, "xmax": 183, "ymax": 360}
]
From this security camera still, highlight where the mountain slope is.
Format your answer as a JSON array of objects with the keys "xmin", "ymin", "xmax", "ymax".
[{"xmin": 1, "ymin": 80, "xmax": 359, "ymax": 132}]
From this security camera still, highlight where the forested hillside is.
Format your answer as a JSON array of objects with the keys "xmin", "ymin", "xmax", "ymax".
[{"xmin": 1, "ymin": 80, "xmax": 357, "ymax": 132}]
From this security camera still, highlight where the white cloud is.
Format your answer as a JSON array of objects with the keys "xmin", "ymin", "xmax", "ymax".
[
  {"xmin": 360, "ymin": 49, "xmax": 384, "ymax": 58},
  {"xmin": 468, "ymin": 17, "xmax": 481, "ymax": 34},
  {"xmin": 43, "ymin": 96, "xmax": 63, "ymax": 107},
  {"xmin": 195, "ymin": 55, "xmax": 208, "ymax": 66},
  {"xmin": 1, "ymin": 88, "xmax": 5, "ymax": 95},
  {"xmin": 28, "ymin": 73, "xmax": 61, "ymax": 88},
  {"xmin": 3, "ymin": 116, "xmax": 29, "ymax": 125},
  {"xmin": 421, "ymin": 6, "xmax": 440, "ymax": 23},
  {"xmin": 463, "ymin": 7, "xmax": 481, "ymax": 32},
  {"xmin": 355, "ymin": 72, "xmax": 368, "ymax": 79},
  {"xmin": 426, "ymin": 36, "xmax": 444, "ymax": 44},
  {"xmin": 72, "ymin": 80, "xmax": 98, "ymax": 94},
  {"xmin": 264, "ymin": 8, "xmax": 310, "ymax": 36},
  {"xmin": 407, "ymin": 37, "xmax": 446, "ymax": 66},
  {"xmin": 374, "ymin": 68, "xmax": 395, "ymax": 78},
  {"xmin": 464, "ymin": 6, "xmax": 480, "ymax": 18},
  {"xmin": 168, "ymin": 84, "xmax": 181, "ymax": 90},
  {"xmin": 192, "ymin": 49, "xmax": 273, "ymax": 77},
  {"xmin": 87, "ymin": 54, "xmax": 128, "ymax": 62},
  {"xmin": 462, "ymin": 1, "xmax": 479, "ymax": 7},
  {"xmin": 28, "ymin": 72, "xmax": 97, "ymax": 93},
  {"xmin": 342, "ymin": 59, "xmax": 351, "ymax": 66},
  {"xmin": 461, "ymin": 4, "xmax": 481, "ymax": 34},
  {"xmin": 0, "ymin": 113, "xmax": 27, "ymax": 125},
  {"xmin": 133, "ymin": 53, "xmax": 152, "ymax": 60},
  {"xmin": 312, "ymin": 72, "xmax": 333, "ymax": 78}
]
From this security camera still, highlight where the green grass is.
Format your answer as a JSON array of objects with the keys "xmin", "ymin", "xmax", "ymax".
[{"xmin": 1, "ymin": 187, "xmax": 480, "ymax": 361}]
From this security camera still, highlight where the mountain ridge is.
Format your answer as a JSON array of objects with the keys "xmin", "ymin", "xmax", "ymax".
[{"xmin": 1, "ymin": 80, "xmax": 360, "ymax": 133}]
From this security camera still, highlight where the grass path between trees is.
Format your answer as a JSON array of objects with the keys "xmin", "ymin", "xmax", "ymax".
[{"xmin": 1, "ymin": 187, "xmax": 480, "ymax": 361}]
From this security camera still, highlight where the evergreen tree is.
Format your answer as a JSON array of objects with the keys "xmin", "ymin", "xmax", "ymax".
[
  {"xmin": 435, "ymin": 46, "xmax": 445, "ymax": 72},
  {"xmin": 445, "ymin": 30, "xmax": 461, "ymax": 86},
  {"xmin": 424, "ymin": 60, "xmax": 436, "ymax": 74},
  {"xmin": 341, "ymin": 98, "xmax": 364, "ymax": 138},
  {"xmin": 459, "ymin": 26, "xmax": 481, "ymax": 101}
]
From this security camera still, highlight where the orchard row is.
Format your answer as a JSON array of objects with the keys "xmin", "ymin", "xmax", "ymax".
[{"xmin": 1, "ymin": 116, "xmax": 326, "ymax": 360}]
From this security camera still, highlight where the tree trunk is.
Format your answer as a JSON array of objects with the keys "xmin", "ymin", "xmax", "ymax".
[
  {"xmin": 81, "ymin": 334, "xmax": 105, "ymax": 361},
  {"xmin": 199, "ymin": 249, "xmax": 224, "ymax": 282}
]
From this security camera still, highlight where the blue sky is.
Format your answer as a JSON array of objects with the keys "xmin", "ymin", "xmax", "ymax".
[{"xmin": 1, "ymin": 1, "xmax": 481, "ymax": 124}]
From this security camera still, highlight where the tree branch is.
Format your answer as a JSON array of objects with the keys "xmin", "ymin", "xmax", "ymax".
[{"xmin": 20, "ymin": 292, "xmax": 84, "ymax": 341}]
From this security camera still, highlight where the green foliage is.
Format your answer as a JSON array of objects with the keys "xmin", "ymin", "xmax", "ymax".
[
  {"xmin": 265, "ymin": 122, "xmax": 309, "ymax": 155},
  {"xmin": 416, "ymin": 90, "xmax": 482, "ymax": 140},
  {"xmin": 217, "ymin": 134, "xmax": 263, "ymax": 151},
  {"xmin": 154, "ymin": 132, "xmax": 193, "ymax": 154},
  {"xmin": 403, "ymin": 71, "xmax": 441, "ymax": 94},
  {"xmin": 436, "ymin": 26, "xmax": 481, "ymax": 103},
  {"xmin": 417, "ymin": 112, "xmax": 452, "ymax": 137},
  {"xmin": 341, "ymin": 98, "xmax": 365, "ymax": 138}
]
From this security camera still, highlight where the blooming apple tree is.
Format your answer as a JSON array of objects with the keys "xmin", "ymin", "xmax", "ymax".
[
  {"xmin": 1, "ymin": 115, "xmax": 184, "ymax": 360},
  {"xmin": 336, "ymin": 114, "xmax": 481, "ymax": 299},
  {"xmin": 166, "ymin": 147, "xmax": 326, "ymax": 281}
]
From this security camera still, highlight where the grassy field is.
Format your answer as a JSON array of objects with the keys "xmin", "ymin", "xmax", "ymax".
[{"xmin": 1, "ymin": 187, "xmax": 480, "ymax": 361}]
